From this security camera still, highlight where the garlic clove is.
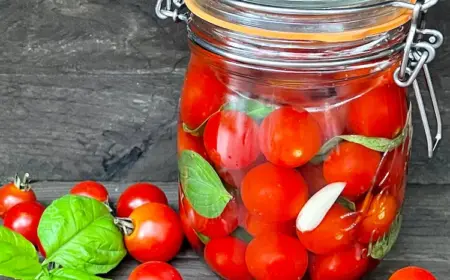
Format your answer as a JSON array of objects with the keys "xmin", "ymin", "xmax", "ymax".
[{"xmin": 296, "ymin": 182, "xmax": 346, "ymax": 233}]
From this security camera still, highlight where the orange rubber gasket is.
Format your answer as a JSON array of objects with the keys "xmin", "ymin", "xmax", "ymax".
[{"xmin": 185, "ymin": 0, "xmax": 413, "ymax": 42}]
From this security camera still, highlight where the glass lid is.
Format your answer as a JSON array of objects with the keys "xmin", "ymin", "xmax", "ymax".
[{"xmin": 185, "ymin": 0, "xmax": 414, "ymax": 42}]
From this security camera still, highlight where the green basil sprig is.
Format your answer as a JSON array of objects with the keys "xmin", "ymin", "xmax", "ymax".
[
  {"xmin": 369, "ymin": 212, "xmax": 403, "ymax": 259},
  {"xmin": 46, "ymin": 268, "xmax": 109, "ymax": 280},
  {"xmin": 0, "ymin": 226, "xmax": 43, "ymax": 280},
  {"xmin": 223, "ymin": 96, "xmax": 276, "ymax": 120},
  {"xmin": 38, "ymin": 195, "xmax": 127, "ymax": 275},
  {"xmin": 179, "ymin": 150, "xmax": 233, "ymax": 219}
]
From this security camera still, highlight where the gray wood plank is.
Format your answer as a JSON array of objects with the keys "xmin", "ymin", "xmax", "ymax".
[{"xmin": 0, "ymin": 180, "xmax": 444, "ymax": 280}]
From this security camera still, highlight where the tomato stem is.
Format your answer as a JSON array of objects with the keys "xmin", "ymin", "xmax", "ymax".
[
  {"xmin": 114, "ymin": 217, "xmax": 134, "ymax": 236},
  {"xmin": 13, "ymin": 172, "xmax": 32, "ymax": 191}
]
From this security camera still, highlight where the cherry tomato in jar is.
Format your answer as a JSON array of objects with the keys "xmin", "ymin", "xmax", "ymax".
[
  {"xmin": 309, "ymin": 103, "xmax": 348, "ymax": 142},
  {"xmin": 358, "ymin": 192, "xmax": 398, "ymax": 244},
  {"xmin": 334, "ymin": 67, "xmax": 386, "ymax": 100},
  {"xmin": 124, "ymin": 203, "xmax": 184, "ymax": 263},
  {"xmin": 245, "ymin": 233, "xmax": 309, "ymax": 280},
  {"xmin": 241, "ymin": 162, "xmax": 309, "ymax": 222},
  {"xmin": 181, "ymin": 196, "xmax": 238, "ymax": 239},
  {"xmin": 216, "ymin": 155, "xmax": 266, "ymax": 188},
  {"xmin": 309, "ymin": 243, "xmax": 369, "ymax": 280},
  {"xmin": 299, "ymin": 163, "xmax": 328, "ymax": 196},
  {"xmin": 244, "ymin": 212, "xmax": 296, "ymax": 237},
  {"xmin": 116, "ymin": 182, "xmax": 168, "ymax": 218},
  {"xmin": 297, "ymin": 203, "xmax": 357, "ymax": 255},
  {"xmin": 180, "ymin": 61, "xmax": 227, "ymax": 130},
  {"xmin": 0, "ymin": 175, "xmax": 36, "ymax": 218},
  {"xmin": 204, "ymin": 236, "xmax": 252, "ymax": 280},
  {"xmin": 389, "ymin": 266, "xmax": 437, "ymax": 280},
  {"xmin": 377, "ymin": 147, "xmax": 407, "ymax": 192},
  {"xmin": 129, "ymin": 261, "xmax": 183, "ymax": 280},
  {"xmin": 348, "ymin": 82, "xmax": 407, "ymax": 139},
  {"xmin": 4, "ymin": 201, "xmax": 45, "ymax": 247},
  {"xmin": 69, "ymin": 181, "xmax": 109, "ymax": 203},
  {"xmin": 203, "ymin": 110, "xmax": 260, "ymax": 170},
  {"xmin": 179, "ymin": 200, "xmax": 203, "ymax": 252},
  {"xmin": 259, "ymin": 106, "xmax": 322, "ymax": 168},
  {"xmin": 323, "ymin": 142, "xmax": 381, "ymax": 199},
  {"xmin": 177, "ymin": 123, "xmax": 209, "ymax": 161}
]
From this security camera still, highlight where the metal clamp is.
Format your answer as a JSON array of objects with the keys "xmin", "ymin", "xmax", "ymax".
[
  {"xmin": 155, "ymin": 0, "xmax": 188, "ymax": 22},
  {"xmin": 392, "ymin": 0, "xmax": 443, "ymax": 158}
]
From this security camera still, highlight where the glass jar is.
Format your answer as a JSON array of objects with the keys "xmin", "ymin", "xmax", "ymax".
[{"xmin": 160, "ymin": 0, "xmax": 443, "ymax": 279}]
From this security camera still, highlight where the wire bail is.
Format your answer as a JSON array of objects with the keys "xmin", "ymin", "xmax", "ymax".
[
  {"xmin": 155, "ymin": 0, "xmax": 188, "ymax": 22},
  {"xmin": 393, "ymin": 0, "xmax": 443, "ymax": 158}
]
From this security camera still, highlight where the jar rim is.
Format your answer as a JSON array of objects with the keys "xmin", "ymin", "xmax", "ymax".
[{"xmin": 185, "ymin": 0, "xmax": 414, "ymax": 42}]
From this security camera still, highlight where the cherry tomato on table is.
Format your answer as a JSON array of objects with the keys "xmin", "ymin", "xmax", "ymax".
[
  {"xmin": 204, "ymin": 236, "xmax": 252, "ymax": 280},
  {"xmin": 0, "ymin": 174, "xmax": 36, "ymax": 218},
  {"xmin": 389, "ymin": 266, "xmax": 437, "ymax": 280},
  {"xmin": 241, "ymin": 162, "xmax": 309, "ymax": 222},
  {"xmin": 177, "ymin": 123, "xmax": 209, "ymax": 161},
  {"xmin": 124, "ymin": 203, "xmax": 184, "ymax": 263},
  {"xmin": 323, "ymin": 142, "xmax": 381, "ymax": 199},
  {"xmin": 358, "ymin": 192, "xmax": 398, "ymax": 244},
  {"xmin": 297, "ymin": 203, "xmax": 357, "ymax": 255},
  {"xmin": 70, "ymin": 181, "xmax": 109, "ymax": 203},
  {"xmin": 203, "ymin": 110, "xmax": 260, "ymax": 170},
  {"xmin": 259, "ymin": 106, "xmax": 322, "ymax": 168},
  {"xmin": 181, "ymin": 196, "xmax": 238, "ymax": 239},
  {"xmin": 129, "ymin": 261, "xmax": 183, "ymax": 280},
  {"xmin": 245, "ymin": 233, "xmax": 308, "ymax": 280},
  {"xmin": 116, "ymin": 182, "xmax": 168, "ymax": 218},
  {"xmin": 348, "ymin": 82, "xmax": 407, "ymax": 139},
  {"xmin": 180, "ymin": 60, "xmax": 227, "ymax": 130},
  {"xmin": 4, "ymin": 201, "xmax": 45, "ymax": 247},
  {"xmin": 309, "ymin": 243, "xmax": 369, "ymax": 280}
]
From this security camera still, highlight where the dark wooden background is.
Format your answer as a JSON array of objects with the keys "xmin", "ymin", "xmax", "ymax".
[{"xmin": 1, "ymin": 0, "xmax": 450, "ymax": 279}]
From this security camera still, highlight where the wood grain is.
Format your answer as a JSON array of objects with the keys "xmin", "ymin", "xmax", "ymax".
[
  {"xmin": 0, "ymin": 0, "xmax": 450, "ymax": 184},
  {"xmin": 0, "ymin": 180, "xmax": 447, "ymax": 280}
]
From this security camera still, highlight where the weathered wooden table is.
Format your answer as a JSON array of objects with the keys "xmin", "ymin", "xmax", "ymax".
[{"xmin": 1, "ymin": 0, "xmax": 450, "ymax": 279}]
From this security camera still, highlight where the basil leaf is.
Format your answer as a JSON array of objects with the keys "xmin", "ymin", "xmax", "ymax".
[
  {"xmin": 336, "ymin": 197, "xmax": 356, "ymax": 212},
  {"xmin": 0, "ymin": 226, "xmax": 43, "ymax": 280},
  {"xmin": 182, "ymin": 104, "xmax": 226, "ymax": 136},
  {"xmin": 38, "ymin": 195, "xmax": 127, "ymax": 275},
  {"xmin": 310, "ymin": 137, "xmax": 343, "ymax": 164},
  {"xmin": 231, "ymin": 227, "xmax": 253, "ymax": 243},
  {"xmin": 338, "ymin": 133, "xmax": 405, "ymax": 152},
  {"xmin": 196, "ymin": 231, "xmax": 210, "ymax": 244},
  {"xmin": 179, "ymin": 150, "xmax": 233, "ymax": 218},
  {"xmin": 224, "ymin": 96, "xmax": 276, "ymax": 120},
  {"xmin": 49, "ymin": 268, "xmax": 109, "ymax": 280},
  {"xmin": 369, "ymin": 213, "xmax": 402, "ymax": 260}
]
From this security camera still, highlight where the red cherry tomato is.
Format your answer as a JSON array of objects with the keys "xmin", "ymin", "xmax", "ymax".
[
  {"xmin": 358, "ymin": 192, "xmax": 398, "ymax": 244},
  {"xmin": 334, "ymin": 67, "xmax": 386, "ymax": 100},
  {"xmin": 178, "ymin": 195, "xmax": 203, "ymax": 252},
  {"xmin": 124, "ymin": 203, "xmax": 184, "ymax": 263},
  {"xmin": 299, "ymin": 163, "xmax": 328, "ymax": 196},
  {"xmin": 309, "ymin": 243, "xmax": 369, "ymax": 280},
  {"xmin": 323, "ymin": 142, "xmax": 381, "ymax": 199},
  {"xmin": 4, "ymin": 201, "xmax": 45, "ymax": 246},
  {"xmin": 203, "ymin": 111, "xmax": 260, "ymax": 170},
  {"xmin": 377, "ymin": 147, "xmax": 407, "ymax": 192},
  {"xmin": 129, "ymin": 261, "xmax": 183, "ymax": 280},
  {"xmin": 177, "ymin": 123, "xmax": 209, "ymax": 161},
  {"xmin": 205, "ymin": 236, "xmax": 252, "ymax": 280},
  {"xmin": 180, "ymin": 60, "xmax": 227, "ymax": 129},
  {"xmin": 389, "ymin": 266, "xmax": 437, "ymax": 280},
  {"xmin": 297, "ymin": 203, "xmax": 357, "ymax": 255},
  {"xmin": 0, "ymin": 178, "xmax": 36, "ymax": 218},
  {"xmin": 241, "ymin": 162, "xmax": 309, "ymax": 222},
  {"xmin": 244, "ymin": 212, "xmax": 295, "ymax": 237},
  {"xmin": 259, "ymin": 107, "xmax": 322, "ymax": 168},
  {"xmin": 309, "ymin": 104, "xmax": 348, "ymax": 142},
  {"xmin": 181, "ymin": 196, "xmax": 238, "ymax": 239},
  {"xmin": 116, "ymin": 183, "xmax": 168, "ymax": 218},
  {"xmin": 348, "ymin": 82, "xmax": 407, "ymax": 139},
  {"xmin": 69, "ymin": 181, "xmax": 109, "ymax": 203},
  {"xmin": 216, "ymin": 155, "xmax": 266, "ymax": 188},
  {"xmin": 245, "ymin": 233, "xmax": 309, "ymax": 280}
]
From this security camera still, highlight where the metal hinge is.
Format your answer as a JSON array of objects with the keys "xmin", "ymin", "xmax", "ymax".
[{"xmin": 155, "ymin": 0, "xmax": 188, "ymax": 22}]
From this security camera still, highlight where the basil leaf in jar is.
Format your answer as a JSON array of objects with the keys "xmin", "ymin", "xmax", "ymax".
[
  {"xmin": 196, "ymin": 231, "xmax": 211, "ymax": 244},
  {"xmin": 224, "ymin": 96, "xmax": 276, "ymax": 120},
  {"xmin": 0, "ymin": 226, "xmax": 43, "ymax": 280},
  {"xmin": 179, "ymin": 150, "xmax": 233, "ymax": 219},
  {"xmin": 38, "ymin": 195, "xmax": 127, "ymax": 275},
  {"xmin": 182, "ymin": 104, "xmax": 228, "ymax": 137},
  {"xmin": 231, "ymin": 227, "xmax": 253, "ymax": 244},
  {"xmin": 49, "ymin": 268, "xmax": 109, "ymax": 280},
  {"xmin": 336, "ymin": 196, "xmax": 356, "ymax": 212},
  {"xmin": 369, "ymin": 212, "xmax": 402, "ymax": 260}
]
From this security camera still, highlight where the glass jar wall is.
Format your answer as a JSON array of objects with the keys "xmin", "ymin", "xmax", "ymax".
[{"xmin": 177, "ymin": 6, "xmax": 412, "ymax": 280}]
